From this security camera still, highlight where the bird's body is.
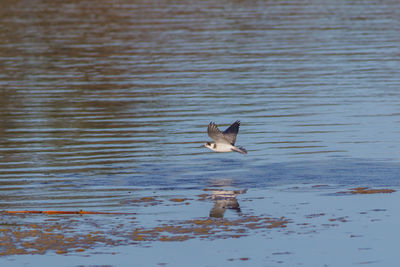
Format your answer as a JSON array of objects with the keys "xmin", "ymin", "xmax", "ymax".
[
  {"xmin": 204, "ymin": 120, "xmax": 247, "ymax": 154},
  {"xmin": 205, "ymin": 142, "xmax": 235, "ymax": 153}
]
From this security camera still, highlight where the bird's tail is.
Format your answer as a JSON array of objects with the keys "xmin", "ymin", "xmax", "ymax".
[{"xmin": 231, "ymin": 146, "xmax": 247, "ymax": 154}]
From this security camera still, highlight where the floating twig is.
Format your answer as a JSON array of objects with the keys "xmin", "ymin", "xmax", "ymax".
[{"xmin": 3, "ymin": 210, "xmax": 136, "ymax": 215}]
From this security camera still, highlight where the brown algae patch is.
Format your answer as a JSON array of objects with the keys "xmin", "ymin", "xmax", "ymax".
[
  {"xmin": 0, "ymin": 221, "xmax": 118, "ymax": 256},
  {"xmin": 227, "ymin": 257, "xmax": 251, "ymax": 261},
  {"xmin": 0, "ymin": 211, "xmax": 290, "ymax": 255},
  {"xmin": 305, "ymin": 213, "xmax": 325, "ymax": 219},
  {"xmin": 338, "ymin": 187, "xmax": 396, "ymax": 195},
  {"xmin": 130, "ymin": 216, "xmax": 290, "ymax": 242},
  {"xmin": 121, "ymin": 196, "xmax": 163, "ymax": 206},
  {"xmin": 169, "ymin": 198, "xmax": 190, "ymax": 203},
  {"xmin": 197, "ymin": 194, "xmax": 210, "ymax": 201},
  {"xmin": 0, "ymin": 189, "xmax": 289, "ymax": 255},
  {"xmin": 329, "ymin": 216, "xmax": 349, "ymax": 223}
]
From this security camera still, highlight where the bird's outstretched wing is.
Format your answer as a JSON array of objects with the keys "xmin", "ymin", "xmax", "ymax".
[
  {"xmin": 207, "ymin": 121, "xmax": 241, "ymax": 145},
  {"xmin": 222, "ymin": 120, "xmax": 240, "ymax": 145},
  {"xmin": 208, "ymin": 122, "xmax": 230, "ymax": 144}
]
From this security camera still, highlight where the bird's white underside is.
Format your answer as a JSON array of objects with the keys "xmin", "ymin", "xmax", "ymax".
[{"xmin": 206, "ymin": 143, "xmax": 235, "ymax": 152}]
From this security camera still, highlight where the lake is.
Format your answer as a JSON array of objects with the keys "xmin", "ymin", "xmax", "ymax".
[{"xmin": 1, "ymin": 0, "xmax": 400, "ymax": 266}]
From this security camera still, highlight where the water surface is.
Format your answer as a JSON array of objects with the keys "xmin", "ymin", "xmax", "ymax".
[{"xmin": 1, "ymin": 0, "xmax": 400, "ymax": 265}]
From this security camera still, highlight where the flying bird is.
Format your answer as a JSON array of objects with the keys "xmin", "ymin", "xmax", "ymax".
[{"xmin": 204, "ymin": 120, "xmax": 247, "ymax": 154}]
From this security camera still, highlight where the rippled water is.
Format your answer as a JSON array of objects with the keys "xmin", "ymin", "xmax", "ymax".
[{"xmin": 1, "ymin": 0, "xmax": 400, "ymax": 210}]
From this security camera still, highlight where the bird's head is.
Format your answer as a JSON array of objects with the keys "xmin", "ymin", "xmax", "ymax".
[{"xmin": 204, "ymin": 142, "xmax": 212, "ymax": 148}]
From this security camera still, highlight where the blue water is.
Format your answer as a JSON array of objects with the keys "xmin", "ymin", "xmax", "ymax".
[
  {"xmin": 1, "ymin": 0, "xmax": 400, "ymax": 208},
  {"xmin": 1, "ymin": 1, "xmax": 400, "ymax": 265}
]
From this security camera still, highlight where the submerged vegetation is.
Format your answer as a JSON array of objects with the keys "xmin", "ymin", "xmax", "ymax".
[
  {"xmin": 0, "ymin": 186, "xmax": 396, "ymax": 256},
  {"xmin": 337, "ymin": 187, "xmax": 396, "ymax": 195},
  {"xmin": 0, "ymin": 213, "xmax": 289, "ymax": 256}
]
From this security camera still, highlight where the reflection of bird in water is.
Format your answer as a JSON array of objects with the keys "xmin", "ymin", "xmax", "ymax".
[
  {"xmin": 209, "ymin": 189, "xmax": 247, "ymax": 218},
  {"xmin": 204, "ymin": 121, "xmax": 247, "ymax": 154}
]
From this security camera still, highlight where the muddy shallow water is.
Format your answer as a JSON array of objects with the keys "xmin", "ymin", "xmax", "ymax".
[
  {"xmin": 1, "ymin": 0, "xmax": 400, "ymax": 266},
  {"xmin": 1, "ymin": 185, "xmax": 398, "ymax": 266}
]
